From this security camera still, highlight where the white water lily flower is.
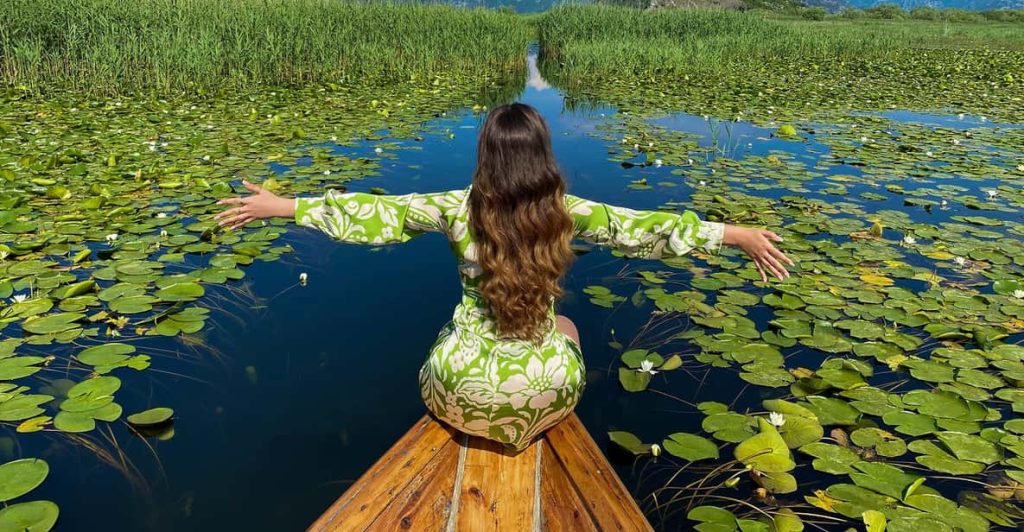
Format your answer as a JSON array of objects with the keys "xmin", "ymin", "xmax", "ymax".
[
  {"xmin": 159, "ymin": 230, "xmax": 168, "ymax": 237},
  {"xmin": 105, "ymin": 233, "xmax": 119, "ymax": 244},
  {"xmin": 1013, "ymin": 290, "xmax": 1024, "ymax": 299},
  {"xmin": 687, "ymin": 158, "xmax": 695, "ymax": 165},
  {"xmin": 699, "ymin": 180, "xmax": 707, "ymax": 187},
  {"xmin": 1017, "ymin": 164, "xmax": 1024, "ymax": 172},
  {"xmin": 768, "ymin": 412, "xmax": 786, "ymax": 427},
  {"xmin": 940, "ymin": 199, "xmax": 948, "ymax": 207},
  {"xmin": 299, "ymin": 272, "xmax": 308, "ymax": 286},
  {"xmin": 638, "ymin": 359, "xmax": 659, "ymax": 375},
  {"xmin": 952, "ymin": 139, "xmax": 961, "ymax": 145},
  {"xmin": 953, "ymin": 256, "xmax": 967, "ymax": 267},
  {"xmin": 987, "ymin": 190, "xmax": 998, "ymax": 199},
  {"xmin": 860, "ymin": 136, "xmax": 869, "ymax": 143},
  {"xmin": 330, "ymin": 135, "xmax": 338, "ymax": 142},
  {"xmin": 633, "ymin": 143, "xmax": 640, "ymax": 150},
  {"xmin": 156, "ymin": 212, "xmax": 167, "ymax": 219},
  {"xmin": 12, "ymin": 294, "xmax": 28, "ymax": 304},
  {"xmin": 374, "ymin": 147, "xmax": 383, "ymax": 154},
  {"xmin": 647, "ymin": 142, "xmax": 653, "ymax": 148},
  {"xmin": 957, "ymin": 113, "xmax": 965, "ymax": 119},
  {"xmin": 323, "ymin": 170, "xmax": 331, "ymax": 175},
  {"xmin": 980, "ymin": 116, "xmax": 987, "ymax": 122},
  {"xmin": 925, "ymin": 151, "xmax": 933, "ymax": 157},
  {"xmin": 903, "ymin": 235, "xmax": 917, "ymax": 246},
  {"xmin": 654, "ymin": 159, "xmax": 663, "ymax": 167}
]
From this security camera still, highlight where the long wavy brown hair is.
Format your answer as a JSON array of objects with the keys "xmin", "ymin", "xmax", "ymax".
[{"xmin": 469, "ymin": 103, "xmax": 575, "ymax": 343}]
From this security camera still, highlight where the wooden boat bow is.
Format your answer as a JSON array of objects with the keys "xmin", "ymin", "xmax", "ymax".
[{"xmin": 309, "ymin": 413, "xmax": 653, "ymax": 531}]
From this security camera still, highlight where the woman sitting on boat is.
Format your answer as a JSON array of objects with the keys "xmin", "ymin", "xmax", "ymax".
[{"xmin": 215, "ymin": 103, "xmax": 793, "ymax": 451}]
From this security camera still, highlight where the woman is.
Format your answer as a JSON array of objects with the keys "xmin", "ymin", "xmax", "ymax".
[{"xmin": 215, "ymin": 103, "xmax": 793, "ymax": 451}]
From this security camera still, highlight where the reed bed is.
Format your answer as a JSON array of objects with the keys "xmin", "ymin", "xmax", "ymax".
[
  {"xmin": 0, "ymin": 0, "xmax": 532, "ymax": 94},
  {"xmin": 537, "ymin": 5, "xmax": 902, "ymax": 77}
]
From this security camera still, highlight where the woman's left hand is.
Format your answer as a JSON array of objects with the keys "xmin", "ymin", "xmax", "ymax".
[
  {"xmin": 723, "ymin": 225, "xmax": 795, "ymax": 282},
  {"xmin": 214, "ymin": 180, "xmax": 295, "ymax": 231}
]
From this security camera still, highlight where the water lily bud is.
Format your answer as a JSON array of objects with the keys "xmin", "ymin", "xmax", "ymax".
[
  {"xmin": 724, "ymin": 476, "xmax": 740, "ymax": 488},
  {"xmin": 651, "ymin": 443, "xmax": 661, "ymax": 457},
  {"xmin": 299, "ymin": 272, "xmax": 308, "ymax": 286}
]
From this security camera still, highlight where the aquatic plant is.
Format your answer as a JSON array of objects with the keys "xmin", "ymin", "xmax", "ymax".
[
  {"xmin": 0, "ymin": 0, "xmax": 531, "ymax": 94},
  {"xmin": 538, "ymin": 5, "xmax": 1024, "ymax": 122}
]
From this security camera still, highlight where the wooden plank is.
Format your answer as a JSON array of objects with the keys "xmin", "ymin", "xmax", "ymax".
[
  {"xmin": 494, "ymin": 438, "xmax": 539, "ymax": 529},
  {"xmin": 538, "ymin": 439, "xmax": 599, "ymax": 532},
  {"xmin": 365, "ymin": 434, "xmax": 461, "ymax": 531},
  {"xmin": 454, "ymin": 436, "xmax": 505, "ymax": 531},
  {"xmin": 308, "ymin": 416, "xmax": 456, "ymax": 531},
  {"xmin": 545, "ymin": 415, "xmax": 653, "ymax": 532}
]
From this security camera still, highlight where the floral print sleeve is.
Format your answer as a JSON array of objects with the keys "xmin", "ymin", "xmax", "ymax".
[
  {"xmin": 294, "ymin": 189, "xmax": 464, "ymax": 244},
  {"xmin": 565, "ymin": 194, "xmax": 724, "ymax": 259}
]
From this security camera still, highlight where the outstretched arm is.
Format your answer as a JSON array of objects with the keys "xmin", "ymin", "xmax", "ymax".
[
  {"xmin": 722, "ymin": 225, "xmax": 794, "ymax": 282},
  {"xmin": 215, "ymin": 180, "xmax": 457, "ymax": 244},
  {"xmin": 566, "ymin": 195, "xmax": 792, "ymax": 282},
  {"xmin": 215, "ymin": 180, "xmax": 294, "ymax": 230}
]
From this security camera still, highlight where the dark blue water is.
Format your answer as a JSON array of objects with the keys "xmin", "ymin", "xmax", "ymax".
[{"xmin": 14, "ymin": 54, "xmax": 1023, "ymax": 531}]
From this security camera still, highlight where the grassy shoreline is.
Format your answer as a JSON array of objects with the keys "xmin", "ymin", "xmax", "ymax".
[
  {"xmin": 0, "ymin": 0, "xmax": 531, "ymax": 94},
  {"xmin": 536, "ymin": 5, "xmax": 1024, "ymax": 121}
]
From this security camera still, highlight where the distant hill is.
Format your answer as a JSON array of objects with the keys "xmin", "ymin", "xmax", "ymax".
[
  {"xmin": 430, "ymin": 0, "xmax": 1024, "ymax": 10},
  {"xmin": 809, "ymin": 0, "xmax": 1024, "ymax": 9}
]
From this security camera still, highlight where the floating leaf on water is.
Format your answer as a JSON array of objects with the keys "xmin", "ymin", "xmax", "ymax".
[
  {"xmin": 20, "ymin": 312, "xmax": 84, "ymax": 335},
  {"xmin": 0, "ymin": 500, "xmax": 59, "ymax": 532},
  {"xmin": 687, "ymin": 505, "xmax": 737, "ymax": 532},
  {"xmin": 608, "ymin": 431, "xmax": 649, "ymax": 455},
  {"xmin": 734, "ymin": 418, "xmax": 795, "ymax": 473},
  {"xmin": 0, "ymin": 458, "xmax": 49, "ymax": 502},
  {"xmin": 126, "ymin": 407, "xmax": 174, "ymax": 427},
  {"xmin": 662, "ymin": 432, "xmax": 719, "ymax": 462}
]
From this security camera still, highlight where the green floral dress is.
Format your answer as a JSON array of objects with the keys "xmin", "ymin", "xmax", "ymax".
[{"xmin": 294, "ymin": 187, "xmax": 724, "ymax": 450}]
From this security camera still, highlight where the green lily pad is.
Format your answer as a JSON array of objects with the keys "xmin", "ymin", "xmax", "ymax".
[
  {"xmin": 126, "ymin": 407, "xmax": 174, "ymax": 427},
  {"xmin": 662, "ymin": 432, "xmax": 719, "ymax": 462},
  {"xmin": 0, "ymin": 500, "xmax": 59, "ymax": 532},
  {"xmin": 0, "ymin": 459, "xmax": 49, "ymax": 502},
  {"xmin": 20, "ymin": 312, "xmax": 84, "ymax": 334},
  {"xmin": 734, "ymin": 418, "xmax": 795, "ymax": 473}
]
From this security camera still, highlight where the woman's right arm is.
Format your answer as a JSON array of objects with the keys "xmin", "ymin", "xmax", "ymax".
[
  {"xmin": 565, "ymin": 194, "xmax": 792, "ymax": 281},
  {"xmin": 216, "ymin": 180, "xmax": 459, "ymax": 244}
]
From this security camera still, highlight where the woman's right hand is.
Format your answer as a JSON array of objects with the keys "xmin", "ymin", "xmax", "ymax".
[
  {"xmin": 214, "ymin": 180, "xmax": 295, "ymax": 231},
  {"xmin": 723, "ymin": 225, "xmax": 794, "ymax": 282}
]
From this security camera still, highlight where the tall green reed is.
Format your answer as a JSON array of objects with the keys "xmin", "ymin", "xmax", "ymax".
[{"xmin": 0, "ymin": 0, "xmax": 532, "ymax": 94}]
